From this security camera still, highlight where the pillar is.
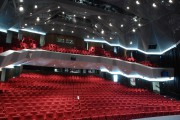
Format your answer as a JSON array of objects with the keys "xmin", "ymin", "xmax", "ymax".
[
  {"xmin": 18, "ymin": 30, "xmax": 23, "ymax": 40},
  {"xmin": 6, "ymin": 30, "xmax": 13, "ymax": 43},
  {"xmin": 86, "ymin": 42, "xmax": 89, "ymax": 50},
  {"xmin": 40, "ymin": 35, "xmax": 45, "ymax": 47}
]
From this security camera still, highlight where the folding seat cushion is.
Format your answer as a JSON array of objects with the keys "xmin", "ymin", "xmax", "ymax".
[
  {"xmin": 46, "ymin": 112, "xmax": 54, "ymax": 120},
  {"xmin": 35, "ymin": 114, "xmax": 44, "ymax": 120},
  {"xmin": 0, "ymin": 117, "xmax": 8, "ymax": 120}
]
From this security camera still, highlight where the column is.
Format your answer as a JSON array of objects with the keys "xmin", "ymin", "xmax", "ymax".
[
  {"xmin": 18, "ymin": 30, "xmax": 23, "ymax": 40},
  {"xmin": 86, "ymin": 42, "xmax": 89, "ymax": 50},
  {"xmin": 40, "ymin": 35, "xmax": 45, "ymax": 47},
  {"xmin": 6, "ymin": 30, "xmax": 13, "ymax": 43}
]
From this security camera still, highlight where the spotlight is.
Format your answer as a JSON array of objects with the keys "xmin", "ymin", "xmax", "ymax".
[
  {"xmin": 136, "ymin": 1, "xmax": 140, "ymax": 5},
  {"xmin": 19, "ymin": 6, "xmax": 24, "ymax": 12},
  {"xmin": 34, "ymin": 5, "xmax": 38, "ymax": 9}
]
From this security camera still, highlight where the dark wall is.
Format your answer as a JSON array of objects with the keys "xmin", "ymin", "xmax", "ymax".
[
  {"xmin": 45, "ymin": 33, "xmax": 85, "ymax": 49},
  {"xmin": 159, "ymin": 44, "xmax": 180, "ymax": 99},
  {"xmin": 0, "ymin": 32, "xmax": 7, "ymax": 45},
  {"xmin": 22, "ymin": 31, "xmax": 40, "ymax": 42}
]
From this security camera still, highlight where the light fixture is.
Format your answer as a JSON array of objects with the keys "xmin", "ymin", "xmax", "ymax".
[
  {"xmin": 58, "ymin": 6, "xmax": 60, "ymax": 9},
  {"xmin": 72, "ymin": 31, "xmax": 74, "ymax": 33},
  {"xmin": 138, "ymin": 23, "xmax": 142, "ymax": 27},
  {"xmin": 31, "ymin": 27, "xmax": 33, "ymax": 29},
  {"xmin": 169, "ymin": 0, "xmax": 173, "ymax": 3},
  {"xmin": 134, "ymin": 18, "xmax": 138, "ymax": 22},
  {"xmin": 95, "ymin": 24, "xmax": 98, "ymax": 28},
  {"xmin": 36, "ymin": 17, "xmax": 40, "ymax": 22},
  {"xmin": 19, "ymin": 0, "xmax": 23, "ymax": 2},
  {"xmin": 48, "ymin": 9, "xmax": 51, "ymax": 12},
  {"xmin": 83, "ymin": 16, "xmax": 86, "ymax": 19},
  {"xmin": 52, "ymin": 28, "xmax": 55, "ymax": 31},
  {"xmin": 62, "ymin": 12, "xmax": 65, "ymax": 14},
  {"xmin": 87, "ymin": 35, "xmax": 89, "ymax": 38},
  {"xmin": 44, "ymin": 22, "xmax": 46, "ymax": 24},
  {"xmin": 21, "ymin": 26, "xmax": 24, "ymax": 29},
  {"xmin": 98, "ymin": 16, "xmax": 101, "ymax": 19},
  {"xmin": 101, "ymin": 29, "xmax": 104, "ymax": 34},
  {"xmin": 130, "ymin": 41, "xmax": 133, "ymax": 45},
  {"xmin": 132, "ymin": 28, "xmax": 136, "ymax": 32},
  {"xmin": 61, "ymin": 29, "xmax": 63, "ymax": 32},
  {"xmin": 136, "ymin": 1, "xmax": 140, "ymax": 5},
  {"xmin": 74, "ymin": 14, "xmax": 76, "ymax": 17},
  {"xmin": 109, "ymin": 23, "xmax": 113, "ymax": 27},
  {"xmin": 126, "ymin": 6, "xmax": 130, "ymax": 10},
  {"xmin": 92, "ymin": 37, "xmax": 94, "ymax": 39},
  {"xmin": 25, "ymin": 24, "xmax": 27, "ymax": 26},
  {"xmin": 34, "ymin": 5, "xmax": 38, "ymax": 9},
  {"xmin": 121, "ymin": 24, "xmax": 124, "ymax": 27},
  {"xmin": 19, "ymin": 6, "xmax": 24, "ymax": 12},
  {"xmin": 110, "ymin": 37, "xmax": 113, "ymax": 40},
  {"xmin": 152, "ymin": 3, "xmax": 157, "ymax": 8},
  {"xmin": 85, "ymin": 28, "xmax": 87, "ymax": 30}
]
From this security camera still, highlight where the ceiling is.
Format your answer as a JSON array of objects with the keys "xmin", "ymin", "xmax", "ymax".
[{"xmin": 0, "ymin": 0, "xmax": 180, "ymax": 53}]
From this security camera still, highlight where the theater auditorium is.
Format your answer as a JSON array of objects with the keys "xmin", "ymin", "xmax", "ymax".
[{"xmin": 0, "ymin": 0, "xmax": 180, "ymax": 120}]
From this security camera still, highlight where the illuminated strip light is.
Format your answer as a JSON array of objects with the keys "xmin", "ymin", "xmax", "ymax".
[
  {"xmin": 100, "ymin": 68, "xmax": 174, "ymax": 82},
  {"xmin": 9, "ymin": 28, "xmax": 19, "ymax": 32},
  {"xmin": 84, "ymin": 39, "xmax": 177, "ymax": 55},
  {"xmin": 0, "ymin": 28, "xmax": 7, "ymax": 33},
  {"xmin": 21, "ymin": 29, "xmax": 46, "ymax": 35}
]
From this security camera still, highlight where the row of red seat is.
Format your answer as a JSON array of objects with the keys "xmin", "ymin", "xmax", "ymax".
[
  {"xmin": 42, "ymin": 44, "xmax": 157, "ymax": 67},
  {"xmin": 0, "ymin": 73, "xmax": 179, "ymax": 120}
]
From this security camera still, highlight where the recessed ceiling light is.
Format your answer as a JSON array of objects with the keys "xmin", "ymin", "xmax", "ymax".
[
  {"xmin": 74, "ymin": 14, "xmax": 76, "ymax": 17},
  {"xmin": 87, "ymin": 35, "xmax": 89, "ymax": 38},
  {"xmin": 36, "ymin": 17, "xmax": 40, "ymax": 22},
  {"xmin": 130, "ymin": 41, "xmax": 133, "ymax": 45},
  {"xmin": 121, "ymin": 24, "xmax": 124, "ymax": 27},
  {"xmin": 25, "ymin": 23, "xmax": 27, "ymax": 26},
  {"xmin": 62, "ymin": 12, "xmax": 65, "ymax": 14},
  {"xmin": 58, "ymin": 6, "xmax": 60, "ymax": 9},
  {"xmin": 61, "ymin": 29, "xmax": 63, "ymax": 32},
  {"xmin": 126, "ymin": 6, "xmax": 130, "ymax": 10},
  {"xmin": 22, "ymin": 26, "xmax": 24, "ymax": 29},
  {"xmin": 19, "ymin": 6, "xmax": 24, "ymax": 12},
  {"xmin": 84, "ymin": 11, "xmax": 87, "ymax": 14},
  {"xmin": 98, "ymin": 16, "xmax": 101, "ymax": 19},
  {"xmin": 101, "ymin": 29, "xmax": 104, "ymax": 34},
  {"xmin": 92, "ymin": 37, "xmax": 94, "ymax": 39},
  {"xmin": 31, "ymin": 27, "xmax": 33, "ymax": 29},
  {"xmin": 52, "ymin": 28, "xmax": 55, "ymax": 31},
  {"xmin": 19, "ymin": 0, "xmax": 23, "ymax": 2},
  {"xmin": 34, "ymin": 5, "xmax": 38, "ymax": 9},
  {"xmin": 48, "ymin": 9, "xmax": 51, "ymax": 12},
  {"xmin": 110, "ymin": 37, "xmax": 113, "ymax": 40},
  {"xmin": 109, "ymin": 23, "xmax": 113, "ymax": 27},
  {"xmin": 136, "ymin": 1, "xmax": 140, "ymax": 5},
  {"xmin": 85, "ymin": 28, "xmax": 87, "ymax": 30},
  {"xmin": 138, "ymin": 23, "xmax": 142, "ymax": 27},
  {"xmin": 152, "ymin": 3, "xmax": 157, "ymax": 8},
  {"xmin": 64, "ymin": 24, "xmax": 66, "ymax": 26},
  {"xmin": 169, "ymin": 0, "xmax": 173, "ymax": 3},
  {"xmin": 72, "ymin": 31, "xmax": 74, "ymax": 33},
  {"xmin": 132, "ymin": 28, "xmax": 136, "ymax": 32},
  {"xmin": 83, "ymin": 16, "xmax": 86, "ymax": 19},
  {"xmin": 95, "ymin": 24, "xmax": 98, "ymax": 28},
  {"xmin": 44, "ymin": 22, "xmax": 46, "ymax": 24}
]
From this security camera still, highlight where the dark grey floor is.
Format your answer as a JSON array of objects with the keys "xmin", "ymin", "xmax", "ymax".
[{"xmin": 133, "ymin": 115, "xmax": 180, "ymax": 120}]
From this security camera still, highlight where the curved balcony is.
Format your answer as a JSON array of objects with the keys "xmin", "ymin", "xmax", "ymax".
[{"xmin": 0, "ymin": 49, "xmax": 174, "ymax": 82}]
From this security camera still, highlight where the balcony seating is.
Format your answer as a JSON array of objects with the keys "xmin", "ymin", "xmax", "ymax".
[{"xmin": 0, "ymin": 73, "xmax": 179, "ymax": 119}]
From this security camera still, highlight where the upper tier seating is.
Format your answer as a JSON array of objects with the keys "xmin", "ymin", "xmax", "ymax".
[
  {"xmin": 0, "ymin": 73, "xmax": 179, "ymax": 120},
  {"xmin": 0, "ymin": 40, "xmax": 157, "ymax": 67}
]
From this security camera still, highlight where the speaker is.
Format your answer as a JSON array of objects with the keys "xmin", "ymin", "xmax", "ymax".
[
  {"xmin": 71, "ymin": 56, "xmax": 76, "ymax": 61},
  {"xmin": 148, "ymin": 44, "xmax": 157, "ymax": 49},
  {"xmin": 161, "ymin": 71, "xmax": 169, "ymax": 77}
]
